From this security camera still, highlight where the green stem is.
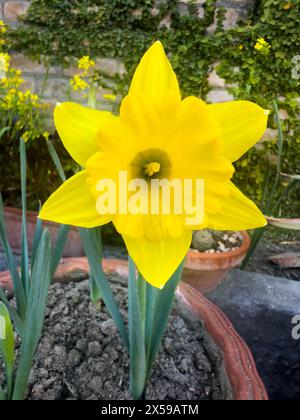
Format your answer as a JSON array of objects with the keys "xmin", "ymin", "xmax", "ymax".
[
  {"xmin": 241, "ymin": 227, "xmax": 265, "ymax": 269},
  {"xmin": 88, "ymin": 84, "xmax": 97, "ymax": 109}
]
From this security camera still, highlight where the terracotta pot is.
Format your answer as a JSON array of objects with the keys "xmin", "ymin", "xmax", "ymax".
[
  {"xmin": 1, "ymin": 207, "xmax": 84, "ymax": 258},
  {"xmin": 183, "ymin": 231, "xmax": 251, "ymax": 293},
  {"xmin": 0, "ymin": 256, "xmax": 267, "ymax": 400},
  {"xmin": 176, "ymin": 282, "xmax": 268, "ymax": 401}
]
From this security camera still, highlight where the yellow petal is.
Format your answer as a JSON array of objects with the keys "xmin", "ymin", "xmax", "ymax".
[
  {"xmin": 209, "ymin": 101, "xmax": 269, "ymax": 162},
  {"xmin": 129, "ymin": 41, "xmax": 181, "ymax": 103},
  {"xmin": 39, "ymin": 170, "xmax": 111, "ymax": 228},
  {"xmin": 54, "ymin": 102, "xmax": 115, "ymax": 167},
  {"xmin": 123, "ymin": 229, "xmax": 192, "ymax": 289},
  {"xmin": 208, "ymin": 182, "xmax": 267, "ymax": 230}
]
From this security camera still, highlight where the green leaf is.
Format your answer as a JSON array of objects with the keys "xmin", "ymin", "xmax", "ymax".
[
  {"xmin": 20, "ymin": 139, "xmax": 30, "ymax": 297},
  {"xmin": 51, "ymin": 224, "xmax": 70, "ymax": 277},
  {"xmin": 0, "ymin": 127, "xmax": 10, "ymax": 139},
  {"xmin": 266, "ymin": 216, "xmax": 300, "ymax": 230},
  {"xmin": 128, "ymin": 258, "xmax": 147, "ymax": 400},
  {"xmin": 47, "ymin": 140, "xmax": 67, "ymax": 183},
  {"xmin": 80, "ymin": 228, "xmax": 129, "ymax": 350},
  {"xmin": 0, "ymin": 302, "xmax": 15, "ymax": 399},
  {"xmin": 13, "ymin": 229, "xmax": 52, "ymax": 400},
  {"xmin": 0, "ymin": 194, "xmax": 27, "ymax": 321},
  {"xmin": 0, "ymin": 288, "xmax": 24, "ymax": 336},
  {"xmin": 0, "ymin": 384, "xmax": 5, "ymax": 401},
  {"xmin": 31, "ymin": 213, "xmax": 43, "ymax": 270},
  {"xmin": 146, "ymin": 260, "xmax": 185, "ymax": 381}
]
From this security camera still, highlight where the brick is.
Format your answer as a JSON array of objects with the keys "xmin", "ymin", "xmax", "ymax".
[
  {"xmin": 10, "ymin": 53, "xmax": 60, "ymax": 75},
  {"xmin": 206, "ymin": 89, "xmax": 234, "ymax": 103},
  {"xmin": 3, "ymin": 1, "xmax": 30, "ymax": 21},
  {"xmin": 208, "ymin": 68, "xmax": 226, "ymax": 88}
]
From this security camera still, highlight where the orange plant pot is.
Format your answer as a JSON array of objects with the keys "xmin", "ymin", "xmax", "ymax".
[
  {"xmin": 1, "ymin": 207, "xmax": 84, "ymax": 258},
  {"xmin": 183, "ymin": 231, "xmax": 251, "ymax": 293}
]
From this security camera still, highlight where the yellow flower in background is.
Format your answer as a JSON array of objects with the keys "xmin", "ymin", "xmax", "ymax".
[
  {"xmin": 239, "ymin": 45, "xmax": 244, "ymax": 50},
  {"xmin": 254, "ymin": 38, "xmax": 271, "ymax": 54},
  {"xmin": 283, "ymin": 2, "xmax": 294, "ymax": 10},
  {"xmin": 0, "ymin": 20, "xmax": 6, "ymax": 34},
  {"xmin": 40, "ymin": 41, "xmax": 268, "ymax": 288},
  {"xmin": 103, "ymin": 93, "xmax": 117, "ymax": 102},
  {"xmin": 0, "ymin": 52, "xmax": 10, "ymax": 73},
  {"xmin": 78, "ymin": 56, "xmax": 95, "ymax": 71},
  {"xmin": 70, "ymin": 74, "xmax": 89, "ymax": 91},
  {"xmin": 43, "ymin": 131, "xmax": 50, "ymax": 141},
  {"xmin": 22, "ymin": 131, "xmax": 30, "ymax": 143}
]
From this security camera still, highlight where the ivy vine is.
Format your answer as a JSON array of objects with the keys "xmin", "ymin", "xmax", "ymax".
[{"xmin": 9, "ymin": 0, "xmax": 300, "ymax": 214}]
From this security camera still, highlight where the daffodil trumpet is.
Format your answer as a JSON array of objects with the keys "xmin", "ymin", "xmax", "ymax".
[{"xmin": 40, "ymin": 41, "xmax": 268, "ymax": 399}]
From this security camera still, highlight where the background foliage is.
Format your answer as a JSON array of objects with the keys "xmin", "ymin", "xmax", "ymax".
[{"xmin": 5, "ymin": 0, "xmax": 300, "ymax": 214}]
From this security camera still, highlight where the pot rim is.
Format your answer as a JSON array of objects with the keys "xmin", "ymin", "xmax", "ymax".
[
  {"xmin": 176, "ymin": 282, "xmax": 268, "ymax": 401},
  {"xmin": 188, "ymin": 230, "xmax": 251, "ymax": 261}
]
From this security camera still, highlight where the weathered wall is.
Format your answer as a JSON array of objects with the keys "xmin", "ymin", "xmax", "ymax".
[{"xmin": 0, "ymin": 0, "xmax": 257, "ymax": 114}]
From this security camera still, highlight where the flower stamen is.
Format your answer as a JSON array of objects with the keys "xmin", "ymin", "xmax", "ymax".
[{"xmin": 144, "ymin": 162, "xmax": 161, "ymax": 177}]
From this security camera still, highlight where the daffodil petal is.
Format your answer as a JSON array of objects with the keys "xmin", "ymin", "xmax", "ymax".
[
  {"xmin": 129, "ymin": 41, "xmax": 181, "ymax": 102},
  {"xmin": 123, "ymin": 229, "xmax": 192, "ymax": 289},
  {"xmin": 54, "ymin": 102, "xmax": 115, "ymax": 167},
  {"xmin": 39, "ymin": 170, "xmax": 111, "ymax": 228},
  {"xmin": 208, "ymin": 101, "xmax": 269, "ymax": 162},
  {"xmin": 208, "ymin": 182, "xmax": 267, "ymax": 230}
]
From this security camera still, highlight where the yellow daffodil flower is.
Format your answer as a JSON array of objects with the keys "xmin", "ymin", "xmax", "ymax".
[{"xmin": 40, "ymin": 41, "xmax": 268, "ymax": 288}]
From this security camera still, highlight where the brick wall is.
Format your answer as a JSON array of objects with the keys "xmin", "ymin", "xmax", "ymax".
[{"xmin": 0, "ymin": 0, "xmax": 257, "ymax": 127}]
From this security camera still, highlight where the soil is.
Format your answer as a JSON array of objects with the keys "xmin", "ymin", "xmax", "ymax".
[
  {"xmin": 247, "ymin": 232, "xmax": 300, "ymax": 281},
  {"xmin": 5, "ymin": 273, "xmax": 232, "ymax": 401}
]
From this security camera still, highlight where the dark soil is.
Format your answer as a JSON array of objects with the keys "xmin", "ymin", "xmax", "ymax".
[
  {"xmin": 247, "ymin": 233, "xmax": 300, "ymax": 281},
  {"xmin": 15, "ymin": 274, "xmax": 232, "ymax": 400}
]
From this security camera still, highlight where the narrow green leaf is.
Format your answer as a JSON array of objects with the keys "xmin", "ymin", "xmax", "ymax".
[
  {"xmin": 31, "ymin": 213, "xmax": 43, "ymax": 270},
  {"xmin": 0, "ymin": 127, "xmax": 10, "ymax": 139},
  {"xmin": 273, "ymin": 101, "xmax": 284, "ymax": 171},
  {"xmin": 20, "ymin": 139, "xmax": 29, "ymax": 297},
  {"xmin": 0, "ymin": 302, "xmax": 15, "ymax": 399},
  {"xmin": 0, "ymin": 384, "xmax": 5, "ymax": 400},
  {"xmin": 51, "ymin": 224, "xmax": 70, "ymax": 277},
  {"xmin": 128, "ymin": 258, "xmax": 147, "ymax": 399},
  {"xmin": 47, "ymin": 140, "xmax": 66, "ymax": 183},
  {"xmin": 0, "ymin": 288, "xmax": 24, "ymax": 336},
  {"xmin": 80, "ymin": 228, "xmax": 129, "ymax": 350},
  {"xmin": 13, "ymin": 229, "xmax": 52, "ymax": 400},
  {"xmin": 89, "ymin": 274, "xmax": 103, "ymax": 304},
  {"xmin": 0, "ymin": 194, "xmax": 27, "ymax": 320},
  {"xmin": 146, "ymin": 260, "xmax": 185, "ymax": 381}
]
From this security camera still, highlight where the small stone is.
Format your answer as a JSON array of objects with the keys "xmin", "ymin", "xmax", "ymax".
[
  {"xmin": 88, "ymin": 341, "xmax": 101, "ymax": 357},
  {"xmin": 68, "ymin": 349, "xmax": 82, "ymax": 367},
  {"xmin": 100, "ymin": 319, "xmax": 116, "ymax": 336},
  {"xmin": 76, "ymin": 338, "xmax": 88, "ymax": 353}
]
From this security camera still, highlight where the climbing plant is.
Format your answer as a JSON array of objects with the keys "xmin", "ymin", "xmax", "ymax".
[{"xmin": 8, "ymin": 0, "xmax": 300, "ymax": 214}]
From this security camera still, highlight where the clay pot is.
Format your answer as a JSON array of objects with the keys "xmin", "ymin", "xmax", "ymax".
[
  {"xmin": 176, "ymin": 282, "xmax": 268, "ymax": 401},
  {"xmin": 183, "ymin": 231, "xmax": 251, "ymax": 293},
  {"xmin": 0, "ymin": 256, "xmax": 267, "ymax": 400},
  {"xmin": 1, "ymin": 207, "xmax": 84, "ymax": 258}
]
